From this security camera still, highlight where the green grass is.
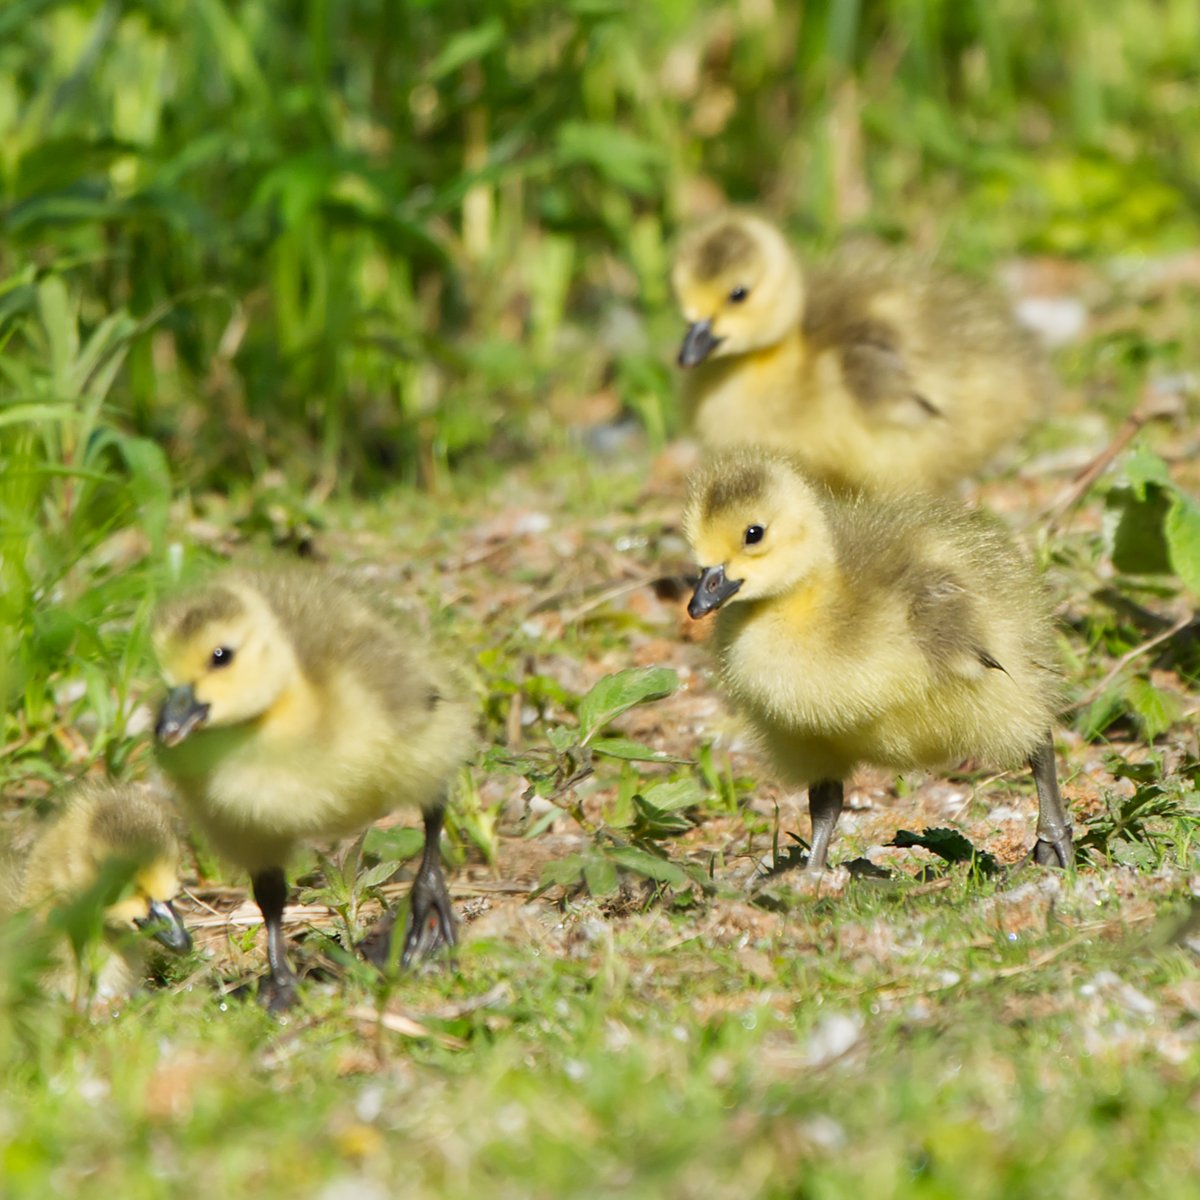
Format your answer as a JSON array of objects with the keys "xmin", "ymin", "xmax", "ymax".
[{"xmin": 3, "ymin": 1, "xmax": 1200, "ymax": 1196}]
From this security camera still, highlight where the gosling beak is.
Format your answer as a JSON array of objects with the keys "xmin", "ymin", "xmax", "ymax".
[
  {"xmin": 136, "ymin": 898, "xmax": 192, "ymax": 953},
  {"xmin": 678, "ymin": 319, "xmax": 722, "ymax": 368},
  {"xmin": 155, "ymin": 684, "xmax": 210, "ymax": 747},
  {"xmin": 688, "ymin": 565, "xmax": 742, "ymax": 618}
]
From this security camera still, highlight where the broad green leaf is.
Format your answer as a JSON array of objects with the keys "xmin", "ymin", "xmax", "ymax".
[
  {"xmin": 547, "ymin": 724, "xmax": 577, "ymax": 753},
  {"xmin": 606, "ymin": 845, "xmax": 688, "ymax": 887},
  {"xmin": 577, "ymin": 667, "xmax": 678, "ymax": 745},
  {"xmin": 891, "ymin": 828, "xmax": 1002, "ymax": 876},
  {"xmin": 1104, "ymin": 485, "xmax": 1172, "ymax": 575},
  {"xmin": 583, "ymin": 856, "xmax": 619, "ymax": 897},
  {"xmin": 364, "ymin": 827, "xmax": 425, "ymax": 862},
  {"xmin": 357, "ymin": 861, "xmax": 403, "ymax": 892},
  {"xmin": 1123, "ymin": 676, "xmax": 1182, "ymax": 740},
  {"xmin": 536, "ymin": 855, "xmax": 586, "ymax": 892},
  {"xmin": 1166, "ymin": 490, "xmax": 1200, "ymax": 594},
  {"xmin": 1122, "ymin": 445, "xmax": 1171, "ymax": 500},
  {"xmin": 639, "ymin": 778, "xmax": 703, "ymax": 811},
  {"xmin": 630, "ymin": 798, "xmax": 693, "ymax": 837},
  {"xmin": 590, "ymin": 737, "xmax": 690, "ymax": 764}
]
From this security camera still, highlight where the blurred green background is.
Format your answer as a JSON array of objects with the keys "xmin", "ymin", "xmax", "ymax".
[{"xmin": 5, "ymin": 0, "xmax": 1198, "ymax": 484}]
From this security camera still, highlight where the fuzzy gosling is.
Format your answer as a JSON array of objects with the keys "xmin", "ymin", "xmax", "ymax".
[
  {"xmin": 153, "ymin": 567, "xmax": 474, "ymax": 1012},
  {"xmin": 4, "ymin": 780, "xmax": 191, "ymax": 999},
  {"xmin": 684, "ymin": 448, "xmax": 1072, "ymax": 871},
  {"xmin": 672, "ymin": 211, "xmax": 1054, "ymax": 494}
]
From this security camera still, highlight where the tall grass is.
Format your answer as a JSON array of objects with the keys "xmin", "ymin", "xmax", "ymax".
[{"xmin": 4, "ymin": 1, "xmax": 1197, "ymax": 485}]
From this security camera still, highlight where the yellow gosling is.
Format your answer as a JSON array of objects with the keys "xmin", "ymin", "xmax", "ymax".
[
  {"xmin": 3, "ymin": 780, "xmax": 190, "ymax": 1000},
  {"xmin": 684, "ymin": 447, "xmax": 1071, "ymax": 872},
  {"xmin": 153, "ymin": 566, "xmax": 475, "ymax": 1012},
  {"xmin": 672, "ymin": 211, "xmax": 1054, "ymax": 495}
]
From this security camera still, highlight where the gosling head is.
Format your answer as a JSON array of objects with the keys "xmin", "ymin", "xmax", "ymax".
[
  {"xmin": 684, "ymin": 450, "xmax": 835, "ymax": 618},
  {"xmin": 153, "ymin": 580, "xmax": 299, "ymax": 747},
  {"xmin": 105, "ymin": 856, "xmax": 192, "ymax": 953},
  {"xmin": 671, "ymin": 211, "xmax": 804, "ymax": 367},
  {"xmin": 74, "ymin": 789, "xmax": 192, "ymax": 953}
]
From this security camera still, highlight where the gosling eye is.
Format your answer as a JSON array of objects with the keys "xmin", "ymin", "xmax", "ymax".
[
  {"xmin": 209, "ymin": 645, "xmax": 236, "ymax": 669},
  {"xmin": 743, "ymin": 524, "xmax": 765, "ymax": 546},
  {"xmin": 728, "ymin": 286, "xmax": 748, "ymax": 303}
]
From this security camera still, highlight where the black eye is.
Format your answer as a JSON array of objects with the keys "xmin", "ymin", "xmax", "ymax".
[
  {"xmin": 728, "ymin": 286, "xmax": 748, "ymax": 303},
  {"xmin": 209, "ymin": 646, "xmax": 235, "ymax": 669},
  {"xmin": 744, "ymin": 525, "xmax": 765, "ymax": 546}
]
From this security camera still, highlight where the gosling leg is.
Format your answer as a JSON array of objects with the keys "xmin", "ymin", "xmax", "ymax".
[
  {"xmin": 251, "ymin": 866, "xmax": 299, "ymax": 1013},
  {"xmin": 806, "ymin": 779, "xmax": 845, "ymax": 873},
  {"xmin": 360, "ymin": 806, "xmax": 457, "ymax": 970},
  {"xmin": 402, "ymin": 806, "xmax": 457, "ymax": 965},
  {"xmin": 1030, "ymin": 733, "xmax": 1073, "ymax": 868}
]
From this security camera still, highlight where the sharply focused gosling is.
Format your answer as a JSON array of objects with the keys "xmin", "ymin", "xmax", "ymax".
[
  {"xmin": 152, "ymin": 567, "xmax": 475, "ymax": 1012},
  {"xmin": 671, "ymin": 211, "xmax": 1054, "ymax": 494},
  {"xmin": 684, "ymin": 448, "xmax": 1072, "ymax": 871},
  {"xmin": 3, "ymin": 780, "xmax": 191, "ymax": 999}
]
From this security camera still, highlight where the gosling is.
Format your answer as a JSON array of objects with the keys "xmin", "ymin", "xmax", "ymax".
[
  {"xmin": 153, "ymin": 566, "xmax": 475, "ymax": 1012},
  {"xmin": 3, "ymin": 780, "xmax": 191, "ymax": 1000},
  {"xmin": 684, "ymin": 448, "xmax": 1072, "ymax": 872},
  {"xmin": 671, "ymin": 211, "xmax": 1054, "ymax": 495}
]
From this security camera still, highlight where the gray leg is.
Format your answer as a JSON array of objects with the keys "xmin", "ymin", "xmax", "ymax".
[
  {"xmin": 1030, "ymin": 733, "xmax": 1073, "ymax": 868},
  {"xmin": 251, "ymin": 866, "xmax": 299, "ymax": 1013},
  {"xmin": 807, "ymin": 779, "xmax": 845, "ymax": 873}
]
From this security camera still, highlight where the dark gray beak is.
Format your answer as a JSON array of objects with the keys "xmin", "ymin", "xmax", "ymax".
[
  {"xmin": 137, "ymin": 898, "xmax": 192, "ymax": 953},
  {"xmin": 678, "ymin": 319, "xmax": 721, "ymax": 367},
  {"xmin": 155, "ymin": 684, "xmax": 210, "ymax": 747},
  {"xmin": 688, "ymin": 565, "xmax": 742, "ymax": 618}
]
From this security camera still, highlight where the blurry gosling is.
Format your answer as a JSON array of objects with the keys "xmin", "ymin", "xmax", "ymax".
[
  {"xmin": 153, "ymin": 567, "xmax": 475, "ymax": 1012},
  {"xmin": 671, "ymin": 211, "xmax": 1054, "ymax": 495},
  {"xmin": 3, "ymin": 780, "xmax": 191, "ymax": 1000},
  {"xmin": 684, "ymin": 448, "xmax": 1072, "ymax": 872}
]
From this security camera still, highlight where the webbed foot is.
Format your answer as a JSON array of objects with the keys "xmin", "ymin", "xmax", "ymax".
[
  {"xmin": 401, "ymin": 859, "xmax": 457, "ymax": 966},
  {"xmin": 360, "ymin": 806, "xmax": 457, "ymax": 971},
  {"xmin": 1032, "ymin": 829, "xmax": 1074, "ymax": 869},
  {"xmin": 258, "ymin": 969, "xmax": 299, "ymax": 1015}
]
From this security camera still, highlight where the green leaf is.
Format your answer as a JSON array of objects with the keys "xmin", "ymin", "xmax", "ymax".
[
  {"xmin": 1122, "ymin": 445, "xmax": 1172, "ymax": 500},
  {"xmin": 577, "ymin": 667, "xmax": 678, "ymax": 745},
  {"xmin": 1166, "ymin": 490, "xmax": 1200, "ymax": 594},
  {"xmin": 523, "ymin": 806, "xmax": 561, "ymax": 840},
  {"xmin": 1123, "ymin": 676, "xmax": 1182, "ymax": 740},
  {"xmin": 109, "ymin": 434, "xmax": 173, "ymax": 550},
  {"xmin": 547, "ymin": 724, "xmax": 577, "ymax": 754},
  {"xmin": 606, "ymin": 845, "xmax": 688, "ymax": 887},
  {"xmin": 583, "ymin": 856, "xmax": 620, "ymax": 897},
  {"xmin": 363, "ymin": 827, "xmax": 425, "ymax": 862},
  {"xmin": 555, "ymin": 123, "xmax": 665, "ymax": 195},
  {"xmin": 356, "ymin": 861, "xmax": 402, "ymax": 892},
  {"xmin": 535, "ymin": 854, "xmax": 586, "ymax": 894},
  {"xmin": 426, "ymin": 18, "xmax": 505, "ymax": 80},
  {"xmin": 1104, "ymin": 485, "xmax": 1172, "ymax": 575},
  {"xmin": 891, "ymin": 828, "xmax": 1002, "ymax": 876},
  {"xmin": 1077, "ymin": 689, "xmax": 1128, "ymax": 741},
  {"xmin": 630, "ymin": 797, "xmax": 693, "ymax": 837},
  {"xmin": 639, "ymin": 778, "xmax": 703, "ymax": 811},
  {"xmin": 590, "ymin": 737, "xmax": 691, "ymax": 764}
]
